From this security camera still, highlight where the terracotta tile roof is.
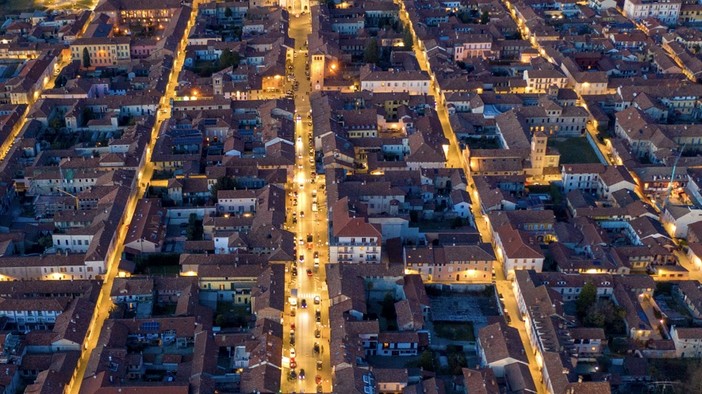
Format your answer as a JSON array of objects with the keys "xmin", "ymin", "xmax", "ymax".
[
  {"xmin": 478, "ymin": 322, "xmax": 528, "ymax": 365},
  {"xmin": 462, "ymin": 368, "xmax": 500, "ymax": 394},
  {"xmin": 495, "ymin": 225, "xmax": 544, "ymax": 259}
]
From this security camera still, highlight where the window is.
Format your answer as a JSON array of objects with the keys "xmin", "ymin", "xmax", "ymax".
[{"xmin": 141, "ymin": 321, "xmax": 160, "ymax": 331}]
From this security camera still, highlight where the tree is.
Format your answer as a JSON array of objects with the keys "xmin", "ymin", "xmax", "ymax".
[
  {"xmin": 224, "ymin": 7, "xmax": 233, "ymax": 18},
  {"xmin": 480, "ymin": 10, "xmax": 490, "ymax": 24},
  {"xmin": 418, "ymin": 350, "xmax": 435, "ymax": 371},
  {"xmin": 186, "ymin": 213, "xmax": 203, "ymax": 241},
  {"xmin": 576, "ymin": 282, "xmax": 597, "ymax": 319},
  {"xmin": 37, "ymin": 235, "xmax": 53, "ymax": 251},
  {"xmin": 402, "ymin": 28, "xmax": 414, "ymax": 50},
  {"xmin": 211, "ymin": 176, "xmax": 237, "ymax": 194},
  {"xmin": 218, "ymin": 48, "xmax": 240, "ymax": 70},
  {"xmin": 381, "ymin": 292, "xmax": 396, "ymax": 321},
  {"xmin": 363, "ymin": 38, "xmax": 379, "ymax": 65},
  {"xmin": 583, "ymin": 303, "xmax": 606, "ymax": 327},
  {"xmin": 82, "ymin": 47, "xmax": 91, "ymax": 68}
]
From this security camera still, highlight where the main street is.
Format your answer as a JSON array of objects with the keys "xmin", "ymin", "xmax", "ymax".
[
  {"xmin": 65, "ymin": 3, "xmax": 199, "ymax": 393},
  {"xmin": 280, "ymin": 12, "xmax": 332, "ymax": 394}
]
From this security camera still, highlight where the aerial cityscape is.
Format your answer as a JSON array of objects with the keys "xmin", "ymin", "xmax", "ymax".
[{"xmin": 1, "ymin": 0, "xmax": 702, "ymax": 392}]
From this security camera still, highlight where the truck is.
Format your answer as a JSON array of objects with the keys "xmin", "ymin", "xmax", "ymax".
[{"xmin": 289, "ymin": 288, "xmax": 298, "ymax": 306}]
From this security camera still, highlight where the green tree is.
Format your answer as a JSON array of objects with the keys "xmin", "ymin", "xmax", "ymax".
[
  {"xmin": 82, "ymin": 47, "xmax": 91, "ymax": 68},
  {"xmin": 211, "ymin": 176, "xmax": 237, "ymax": 194},
  {"xmin": 584, "ymin": 304, "xmax": 606, "ymax": 327},
  {"xmin": 37, "ymin": 235, "xmax": 53, "ymax": 250},
  {"xmin": 186, "ymin": 213, "xmax": 203, "ymax": 241},
  {"xmin": 218, "ymin": 48, "xmax": 240, "ymax": 70},
  {"xmin": 480, "ymin": 10, "xmax": 490, "ymax": 24},
  {"xmin": 224, "ymin": 7, "xmax": 233, "ymax": 18},
  {"xmin": 576, "ymin": 282, "xmax": 597, "ymax": 319},
  {"xmin": 418, "ymin": 350, "xmax": 435, "ymax": 371},
  {"xmin": 363, "ymin": 38, "xmax": 379, "ymax": 65},
  {"xmin": 457, "ymin": 10, "xmax": 472, "ymax": 23},
  {"xmin": 402, "ymin": 27, "xmax": 414, "ymax": 50},
  {"xmin": 381, "ymin": 292, "xmax": 396, "ymax": 320}
]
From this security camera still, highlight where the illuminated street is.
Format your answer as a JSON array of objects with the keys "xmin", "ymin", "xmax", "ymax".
[
  {"xmin": 395, "ymin": 1, "xmax": 547, "ymax": 392},
  {"xmin": 280, "ymin": 12, "xmax": 333, "ymax": 394},
  {"xmin": 64, "ymin": 3, "xmax": 199, "ymax": 393}
]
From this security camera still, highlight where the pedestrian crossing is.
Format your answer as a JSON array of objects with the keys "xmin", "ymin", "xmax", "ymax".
[{"xmin": 296, "ymin": 292, "xmax": 319, "ymax": 303}]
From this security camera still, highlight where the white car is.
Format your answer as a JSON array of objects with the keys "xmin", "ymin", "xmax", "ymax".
[{"xmin": 290, "ymin": 348, "xmax": 296, "ymax": 358}]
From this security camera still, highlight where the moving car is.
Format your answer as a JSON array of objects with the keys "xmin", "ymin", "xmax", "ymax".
[
  {"xmin": 289, "ymin": 358, "xmax": 297, "ymax": 369},
  {"xmin": 299, "ymin": 254, "xmax": 304, "ymax": 263},
  {"xmin": 313, "ymin": 251, "xmax": 319, "ymax": 263},
  {"xmin": 299, "ymin": 369, "xmax": 306, "ymax": 380},
  {"xmin": 315, "ymin": 328, "xmax": 321, "ymax": 338},
  {"xmin": 314, "ymin": 295, "xmax": 321, "ymax": 304},
  {"xmin": 307, "ymin": 269, "xmax": 313, "ymax": 277},
  {"xmin": 301, "ymin": 299, "xmax": 307, "ymax": 309},
  {"xmin": 315, "ymin": 309, "xmax": 321, "ymax": 322}
]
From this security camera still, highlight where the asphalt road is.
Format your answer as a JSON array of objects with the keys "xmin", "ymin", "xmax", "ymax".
[
  {"xmin": 65, "ymin": 3, "xmax": 199, "ymax": 392},
  {"xmin": 280, "ymin": 13, "xmax": 333, "ymax": 394},
  {"xmin": 396, "ymin": 1, "xmax": 548, "ymax": 392}
]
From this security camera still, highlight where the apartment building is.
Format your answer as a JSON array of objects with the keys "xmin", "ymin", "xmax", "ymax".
[
  {"xmin": 70, "ymin": 37, "xmax": 131, "ymax": 67},
  {"xmin": 623, "ymin": 0, "xmax": 681, "ymax": 24},
  {"xmin": 329, "ymin": 198, "xmax": 382, "ymax": 264}
]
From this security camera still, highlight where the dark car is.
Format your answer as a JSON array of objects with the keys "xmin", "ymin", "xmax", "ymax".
[
  {"xmin": 291, "ymin": 267, "xmax": 298, "ymax": 277},
  {"xmin": 299, "ymin": 369, "xmax": 306, "ymax": 380},
  {"xmin": 313, "ymin": 342, "xmax": 320, "ymax": 354},
  {"xmin": 301, "ymin": 299, "xmax": 307, "ymax": 309},
  {"xmin": 290, "ymin": 335, "xmax": 295, "ymax": 346},
  {"xmin": 315, "ymin": 309, "xmax": 321, "ymax": 322},
  {"xmin": 289, "ymin": 370, "xmax": 297, "ymax": 381}
]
